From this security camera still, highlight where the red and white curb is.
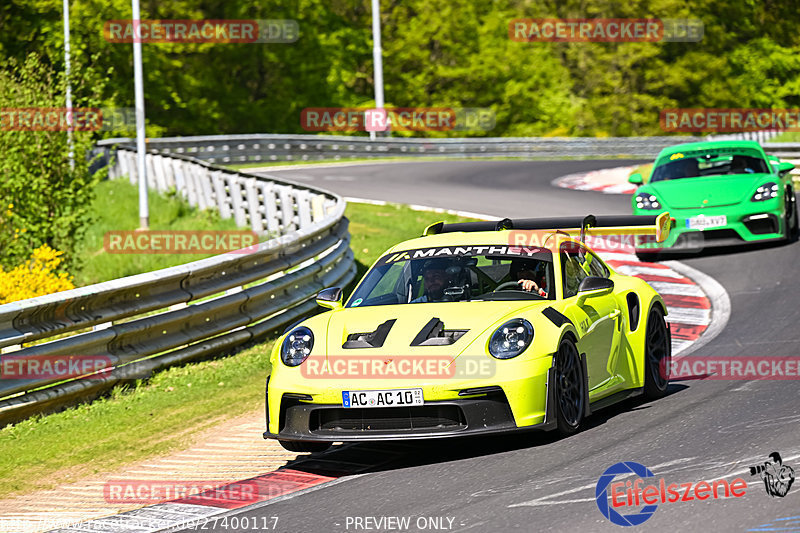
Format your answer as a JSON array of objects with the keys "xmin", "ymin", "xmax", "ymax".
[
  {"xmin": 46, "ymin": 469, "xmax": 343, "ymax": 533},
  {"xmin": 46, "ymin": 444, "xmax": 411, "ymax": 533},
  {"xmin": 553, "ymin": 166, "xmax": 638, "ymax": 195}
]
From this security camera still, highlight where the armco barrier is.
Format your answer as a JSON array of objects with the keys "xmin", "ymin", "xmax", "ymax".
[
  {"xmin": 97, "ymin": 134, "xmax": 800, "ymax": 166},
  {"xmin": 108, "ymin": 148, "xmax": 335, "ymax": 234},
  {"xmin": 5, "ymin": 133, "xmax": 797, "ymax": 424},
  {"xmin": 0, "ymin": 147, "xmax": 356, "ymax": 425}
]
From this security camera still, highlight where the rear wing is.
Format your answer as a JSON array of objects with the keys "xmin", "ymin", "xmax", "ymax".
[{"xmin": 423, "ymin": 213, "xmax": 671, "ymax": 243}]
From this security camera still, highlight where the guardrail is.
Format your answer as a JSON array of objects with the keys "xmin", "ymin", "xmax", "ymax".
[
  {"xmin": 109, "ymin": 148, "xmax": 337, "ymax": 234},
  {"xmin": 98, "ymin": 134, "xmax": 800, "ymax": 166},
  {"xmin": 706, "ymin": 130, "xmax": 782, "ymax": 144},
  {"xmin": 0, "ymin": 147, "xmax": 356, "ymax": 424},
  {"xmin": 5, "ymin": 132, "xmax": 798, "ymax": 424}
]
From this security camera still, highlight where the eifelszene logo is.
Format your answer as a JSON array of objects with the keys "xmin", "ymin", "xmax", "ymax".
[{"xmin": 595, "ymin": 461, "xmax": 748, "ymax": 526}]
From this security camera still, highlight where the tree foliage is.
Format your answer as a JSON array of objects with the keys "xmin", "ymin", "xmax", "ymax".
[
  {"xmin": 1, "ymin": 0, "xmax": 799, "ymax": 138},
  {"xmin": 0, "ymin": 53, "xmax": 106, "ymax": 269}
]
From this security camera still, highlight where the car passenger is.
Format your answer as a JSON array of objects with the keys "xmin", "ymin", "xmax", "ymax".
[
  {"xmin": 510, "ymin": 259, "xmax": 547, "ymax": 297},
  {"xmin": 729, "ymin": 155, "xmax": 753, "ymax": 174}
]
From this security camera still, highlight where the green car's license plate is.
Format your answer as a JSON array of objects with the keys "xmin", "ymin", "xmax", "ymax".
[
  {"xmin": 686, "ymin": 215, "xmax": 726, "ymax": 230},
  {"xmin": 342, "ymin": 388, "xmax": 423, "ymax": 408}
]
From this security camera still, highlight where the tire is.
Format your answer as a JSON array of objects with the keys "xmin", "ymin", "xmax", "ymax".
[
  {"xmin": 278, "ymin": 440, "xmax": 332, "ymax": 453},
  {"xmin": 785, "ymin": 188, "xmax": 799, "ymax": 242},
  {"xmin": 554, "ymin": 337, "xmax": 585, "ymax": 436},
  {"xmin": 643, "ymin": 306, "xmax": 670, "ymax": 400},
  {"xmin": 636, "ymin": 252, "xmax": 660, "ymax": 263}
]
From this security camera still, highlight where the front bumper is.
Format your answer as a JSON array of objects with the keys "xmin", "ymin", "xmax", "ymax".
[
  {"xmin": 635, "ymin": 203, "xmax": 785, "ymax": 252},
  {"xmin": 264, "ymin": 370, "xmax": 557, "ymax": 442}
]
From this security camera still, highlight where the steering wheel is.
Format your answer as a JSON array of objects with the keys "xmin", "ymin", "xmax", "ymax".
[{"xmin": 494, "ymin": 281, "xmax": 525, "ymax": 292}]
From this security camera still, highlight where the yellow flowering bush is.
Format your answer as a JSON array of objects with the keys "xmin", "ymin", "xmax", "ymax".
[{"xmin": 0, "ymin": 245, "xmax": 75, "ymax": 304}]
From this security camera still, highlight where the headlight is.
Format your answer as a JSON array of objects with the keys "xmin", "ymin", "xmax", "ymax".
[
  {"xmin": 281, "ymin": 326, "xmax": 314, "ymax": 366},
  {"xmin": 635, "ymin": 193, "xmax": 661, "ymax": 210},
  {"xmin": 751, "ymin": 182, "xmax": 778, "ymax": 202},
  {"xmin": 488, "ymin": 319, "xmax": 534, "ymax": 359}
]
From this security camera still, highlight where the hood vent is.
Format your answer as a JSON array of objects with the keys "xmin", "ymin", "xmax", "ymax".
[
  {"xmin": 411, "ymin": 318, "xmax": 468, "ymax": 346},
  {"xmin": 343, "ymin": 319, "xmax": 396, "ymax": 349}
]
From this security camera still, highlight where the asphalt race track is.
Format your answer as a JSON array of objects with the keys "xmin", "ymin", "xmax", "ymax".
[{"xmin": 179, "ymin": 160, "xmax": 800, "ymax": 533}]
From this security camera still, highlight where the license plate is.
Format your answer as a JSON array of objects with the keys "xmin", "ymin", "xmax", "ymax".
[
  {"xmin": 342, "ymin": 388, "xmax": 423, "ymax": 408},
  {"xmin": 686, "ymin": 215, "xmax": 726, "ymax": 230}
]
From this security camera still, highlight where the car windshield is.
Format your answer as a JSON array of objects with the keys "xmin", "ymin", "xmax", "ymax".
[
  {"xmin": 346, "ymin": 246, "xmax": 555, "ymax": 307},
  {"xmin": 651, "ymin": 151, "xmax": 770, "ymax": 182}
]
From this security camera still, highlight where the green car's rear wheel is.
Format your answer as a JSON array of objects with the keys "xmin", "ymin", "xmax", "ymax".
[
  {"xmin": 554, "ymin": 337, "xmax": 585, "ymax": 435},
  {"xmin": 279, "ymin": 440, "xmax": 332, "ymax": 453},
  {"xmin": 643, "ymin": 306, "xmax": 670, "ymax": 399}
]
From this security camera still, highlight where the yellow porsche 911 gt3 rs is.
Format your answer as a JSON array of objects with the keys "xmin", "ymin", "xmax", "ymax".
[{"xmin": 264, "ymin": 214, "xmax": 672, "ymax": 452}]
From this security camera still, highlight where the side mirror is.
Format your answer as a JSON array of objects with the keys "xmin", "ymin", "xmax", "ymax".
[
  {"xmin": 778, "ymin": 161, "xmax": 795, "ymax": 177},
  {"xmin": 577, "ymin": 276, "xmax": 614, "ymax": 300},
  {"xmin": 628, "ymin": 172, "xmax": 644, "ymax": 185},
  {"xmin": 316, "ymin": 287, "xmax": 343, "ymax": 310}
]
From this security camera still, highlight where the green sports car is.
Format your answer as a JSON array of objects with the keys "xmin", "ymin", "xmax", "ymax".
[{"xmin": 629, "ymin": 140, "xmax": 798, "ymax": 259}]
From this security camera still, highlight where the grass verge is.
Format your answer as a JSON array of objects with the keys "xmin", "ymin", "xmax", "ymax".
[
  {"xmin": 73, "ymin": 179, "xmax": 243, "ymax": 286},
  {"xmin": 0, "ymin": 201, "xmax": 478, "ymax": 499}
]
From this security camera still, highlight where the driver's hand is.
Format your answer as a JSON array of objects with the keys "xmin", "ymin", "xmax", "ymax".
[{"xmin": 519, "ymin": 279, "xmax": 547, "ymax": 297}]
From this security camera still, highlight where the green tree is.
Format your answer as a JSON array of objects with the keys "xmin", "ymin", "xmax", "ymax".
[{"xmin": 0, "ymin": 53, "xmax": 106, "ymax": 269}]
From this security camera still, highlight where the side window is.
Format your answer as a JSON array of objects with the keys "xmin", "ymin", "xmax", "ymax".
[
  {"xmin": 560, "ymin": 249, "xmax": 587, "ymax": 298},
  {"xmin": 561, "ymin": 244, "xmax": 608, "ymax": 297},
  {"xmin": 585, "ymin": 251, "xmax": 610, "ymax": 278}
]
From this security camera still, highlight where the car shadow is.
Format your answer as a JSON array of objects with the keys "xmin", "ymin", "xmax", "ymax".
[{"xmin": 281, "ymin": 383, "xmax": 690, "ymax": 478}]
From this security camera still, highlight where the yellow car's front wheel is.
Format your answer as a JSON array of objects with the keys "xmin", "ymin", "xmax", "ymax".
[
  {"xmin": 554, "ymin": 337, "xmax": 585, "ymax": 436},
  {"xmin": 643, "ymin": 306, "xmax": 670, "ymax": 400}
]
